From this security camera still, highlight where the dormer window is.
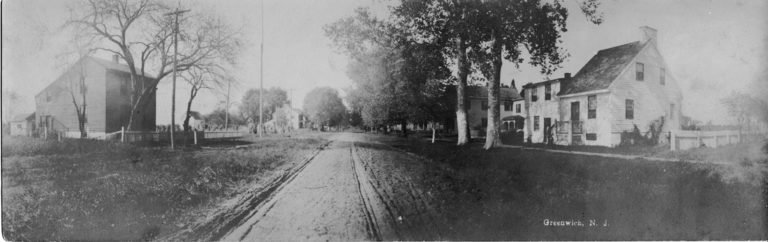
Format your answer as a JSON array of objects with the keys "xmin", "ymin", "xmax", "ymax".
[{"xmin": 636, "ymin": 62, "xmax": 644, "ymax": 81}]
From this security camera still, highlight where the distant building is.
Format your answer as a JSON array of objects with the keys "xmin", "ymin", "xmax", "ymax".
[
  {"xmin": 9, "ymin": 113, "xmax": 35, "ymax": 136},
  {"xmin": 516, "ymin": 74, "xmax": 570, "ymax": 143},
  {"xmin": 35, "ymin": 56, "xmax": 156, "ymax": 138},
  {"xmin": 188, "ymin": 111, "xmax": 205, "ymax": 131},
  {"xmin": 519, "ymin": 26, "xmax": 683, "ymax": 147},
  {"xmin": 447, "ymin": 84, "xmax": 523, "ymax": 137}
]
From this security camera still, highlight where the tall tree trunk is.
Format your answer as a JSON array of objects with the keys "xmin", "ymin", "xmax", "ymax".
[
  {"xmin": 183, "ymin": 88, "xmax": 198, "ymax": 131},
  {"xmin": 456, "ymin": 37, "xmax": 470, "ymax": 145},
  {"xmin": 484, "ymin": 38, "xmax": 503, "ymax": 150},
  {"xmin": 401, "ymin": 119, "xmax": 408, "ymax": 137}
]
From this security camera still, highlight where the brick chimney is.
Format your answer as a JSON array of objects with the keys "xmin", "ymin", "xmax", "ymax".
[
  {"xmin": 564, "ymin": 73, "xmax": 571, "ymax": 79},
  {"xmin": 112, "ymin": 54, "xmax": 120, "ymax": 63},
  {"xmin": 639, "ymin": 26, "xmax": 657, "ymax": 44}
]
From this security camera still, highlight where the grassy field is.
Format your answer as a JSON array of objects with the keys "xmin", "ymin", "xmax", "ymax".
[
  {"xmin": 387, "ymin": 138, "xmax": 768, "ymax": 240},
  {"xmin": 1, "ymin": 134, "xmax": 329, "ymax": 241}
]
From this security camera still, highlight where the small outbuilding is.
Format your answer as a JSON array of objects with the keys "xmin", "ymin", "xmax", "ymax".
[{"xmin": 10, "ymin": 113, "xmax": 35, "ymax": 136}]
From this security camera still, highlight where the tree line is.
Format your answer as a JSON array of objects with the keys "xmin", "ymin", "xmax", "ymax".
[{"xmin": 326, "ymin": 0, "xmax": 603, "ymax": 149}]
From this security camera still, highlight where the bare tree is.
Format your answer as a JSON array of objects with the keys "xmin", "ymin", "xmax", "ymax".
[
  {"xmin": 67, "ymin": 56, "xmax": 90, "ymax": 138},
  {"xmin": 68, "ymin": 0, "xmax": 243, "ymax": 130},
  {"xmin": 180, "ymin": 66, "xmax": 228, "ymax": 131}
]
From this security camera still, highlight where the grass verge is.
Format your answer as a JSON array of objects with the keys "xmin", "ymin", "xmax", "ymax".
[
  {"xmin": 386, "ymin": 137, "xmax": 768, "ymax": 240},
  {"xmin": 1, "ymin": 135, "xmax": 329, "ymax": 241}
]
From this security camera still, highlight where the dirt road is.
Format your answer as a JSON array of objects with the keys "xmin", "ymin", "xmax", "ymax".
[{"xmin": 205, "ymin": 133, "xmax": 442, "ymax": 241}]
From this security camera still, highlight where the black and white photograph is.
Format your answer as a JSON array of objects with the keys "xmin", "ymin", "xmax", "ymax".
[{"xmin": 1, "ymin": 0, "xmax": 767, "ymax": 240}]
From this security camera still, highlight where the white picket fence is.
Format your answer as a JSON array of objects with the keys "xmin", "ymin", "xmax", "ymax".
[
  {"xmin": 670, "ymin": 129, "xmax": 766, "ymax": 151},
  {"xmin": 119, "ymin": 129, "xmax": 247, "ymax": 144}
]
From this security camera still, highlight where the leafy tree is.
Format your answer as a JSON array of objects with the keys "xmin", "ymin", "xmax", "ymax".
[
  {"xmin": 326, "ymin": 8, "xmax": 452, "ymax": 137},
  {"xmin": 303, "ymin": 87, "xmax": 346, "ymax": 130},
  {"xmin": 393, "ymin": 0, "xmax": 602, "ymax": 149},
  {"xmin": 472, "ymin": 0, "xmax": 602, "ymax": 149},
  {"xmin": 240, "ymin": 87, "xmax": 288, "ymax": 124},
  {"xmin": 392, "ymin": 0, "xmax": 486, "ymax": 145},
  {"xmin": 204, "ymin": 108, "xmax": 245, "ymax": 129}
]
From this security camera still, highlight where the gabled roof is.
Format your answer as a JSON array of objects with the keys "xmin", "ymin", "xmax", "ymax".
[
  {"xmin": 36, "ymin": 56, "xmax": 155, "ymax": 98},
  {"xmin": 11, "ymin": 113, "xmax": 35, "ymax": 122},
  {"xmin": 522, "ymin": 77, "xmax": 565, "ymax": 89},
  {"xmin": 189, "ymin": 111, "xmax": 204, "ymax": 120},
  {"xmin": 87, "ymin": 56, "xmax": 156, "ymax": 79},
  {"xmin": 558, "ymin": 41, "xmax": 647, "ymax": 95}
]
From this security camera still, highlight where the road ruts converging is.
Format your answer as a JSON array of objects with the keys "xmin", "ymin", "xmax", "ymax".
[{"xmin": 183, "ymin": 133, "xmax": 443, "ymax": 241}]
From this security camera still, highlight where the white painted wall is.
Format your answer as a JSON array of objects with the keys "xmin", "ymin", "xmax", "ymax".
[{"xmin": 607, "ymin": 41, "xmax": 683, "ymax": 146}]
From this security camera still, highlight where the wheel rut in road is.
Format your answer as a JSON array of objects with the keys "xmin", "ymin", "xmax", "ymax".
[{"xmin": 173, "ymin": 133, "xmax": 444, "ymax": 241}]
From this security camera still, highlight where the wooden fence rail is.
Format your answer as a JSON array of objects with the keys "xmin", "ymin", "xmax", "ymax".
[{"xmin": 670, "ymin": 129, "xmax": 766, "ymax": 151}]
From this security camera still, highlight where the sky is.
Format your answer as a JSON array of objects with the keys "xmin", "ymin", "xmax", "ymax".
[{"xmin": 2, "ymin": 0, "xmax": 767, "ymax": 125}]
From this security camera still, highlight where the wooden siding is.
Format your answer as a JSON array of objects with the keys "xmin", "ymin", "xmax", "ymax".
[
  {"xmin": 35, "ymin": 58, "xmax": 107, "ymax": 132},
  {"xmin": 523, "ymin": 81, "xmax": 562, "ymax": 143},
  {"xmin": 35, "ymin": 57, "xmax": 156, "ymax": 134},
  {"xmin": 558, "ymin": 92, "xmax": 612, "ymax": 146},
  {"xmin": 607, "ymin": 41, "xmax": 682, "ymax": 146}
]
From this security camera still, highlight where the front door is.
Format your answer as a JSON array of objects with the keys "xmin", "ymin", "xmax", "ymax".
[{"xmin": 571, "ymin": 102, "xmax": 581, "ymax": 144}]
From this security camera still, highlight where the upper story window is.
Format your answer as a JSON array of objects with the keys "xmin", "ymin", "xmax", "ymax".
[
  {"xmin": 588, "ymin": 95, "xmax": 597, "ymax": 119},
  {"xmin": 504, "ymin": 101, "xmax": 511, "ymax": 111},
  {"xmin": 531, "ymin": 87, "xmax": 538, "ymax": 102},
  {"xmin": 481, "ymin": 101, "xmax": 488, "ymax": 110},
  {"xmin": 625, "ymin": 99, "xmax": 634, "ymax": 120},
  {"xmin": 660, "ymin": 67, "xmax": 666, "ymax": 85},
  {"xmin": 516, "ymin": 103, "xmax": 521, "ymax": 113},
  {"xmin": 636, "ymin": 62, "xmax": 644, "ymax": 81},
  {"xmin": 545, "ymin": 83, "xmax": 552, "ymax": 100},
  {"xmin": 46, "ymin": 92, "xmax": 51, "ymax": 102}
]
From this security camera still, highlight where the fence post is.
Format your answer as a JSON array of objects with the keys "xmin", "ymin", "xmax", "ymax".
[
  {"xmin": 194, "ymin": 131, "xmax": 198, "ymax": 145},
  {"xmin": 121, "ymin": 126, "xmax": 125, "ymax": 143},
  {"xmin": 696, "ymin": 130, "xmax": 702, "ymax": 147},
  {"xmin": 670, "ymin": 129, "xmax": 677, "ymax": 151}
]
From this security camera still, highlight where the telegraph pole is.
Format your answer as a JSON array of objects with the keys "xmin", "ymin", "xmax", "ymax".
[
  {"xmin": 225, "ymin": 79, "xmax": 230, "ymax": 130},
  {"xmin": 258, "ymin": 0, "xmax": 265, "ymax": 137},
  {"xmin": 167, "ymin": 7, "xmax": 190, "ymax": 150}
]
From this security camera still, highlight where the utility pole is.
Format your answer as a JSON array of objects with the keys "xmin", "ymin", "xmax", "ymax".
[
  {"xmin": 225, "ymin": 79, "xmax": 230, "ymax": 130},
  {"xmin": 258, "ymin": 0, "xmax": 265, "ymax": 137},
  {"xmin": 167, "ymin": 7, "xmax": 190, "ymax": 150}
]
